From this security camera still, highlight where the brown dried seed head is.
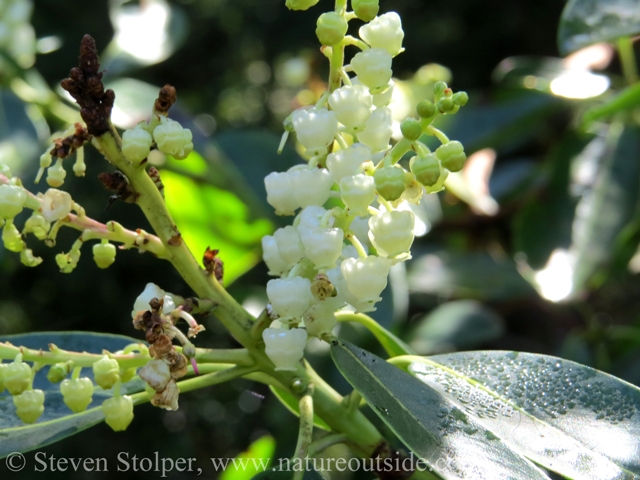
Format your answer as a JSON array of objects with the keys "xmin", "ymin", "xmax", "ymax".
[{"xmin": 154, "ymin": 84, "xmax": 177, "ymax": 114}]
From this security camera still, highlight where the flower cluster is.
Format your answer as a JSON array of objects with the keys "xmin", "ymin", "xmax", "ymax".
[
  {"xmin": 122, "ymin": 116, "xmax": 193, "ymax": 166},
  {"xmin": 261, "ymin": 1, "xmax": 468, "ymax": 371}
]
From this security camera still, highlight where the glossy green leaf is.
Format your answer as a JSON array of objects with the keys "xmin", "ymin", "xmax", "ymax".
[
  {"xmin": 162, "ymin": 169, "xmax": 272, "ymax": 284},
  {"xmin": 336, "ymin": 313, "xmax": 413, "ymax": 358},
  {"xmin": 220, "ymin": 436, "xmax": 275, "ymax": 480},
  {"xmin": 407, "ymin": 300, "xmax": 505, "ymax": 355},
  {"xmin": 330, "ymin": 341, "xmax": 550, "ymax": 479},
  {"xmin": 558, "ymin": 0, "xmax": 640, "ymax": 55},
  {"xmin": 269, "ymin": 387, "xmax": 331, "ymax": 431},
  {"xmin": 0, "ymin": 332, "xmax": 146, "ymax": 458},
  {"xmin": 407, "ymin": 351, "xmax": 640, "ymax": 478}
]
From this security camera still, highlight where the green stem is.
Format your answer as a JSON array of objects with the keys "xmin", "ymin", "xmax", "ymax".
[
  {"xmin": 177, "ymin": 365, "xmax": 258, "ymax": 393},
  {"xmin": 617, "ymin": 37, "xmax": 638, "ymax": 85},
  {"xmin": 92, "ymin": 130, "xmax": 254, "ymax": 348},
  {"xmin": 193, "ymin": 348, "xmax": 254, "ymax": 366},
  {"xmin": 293, "ymin": 386, "xmax": 315, "ymax": 480},
  {"xmin": 0, "ymin": 342, "xmax": 149, "ymax": 370},
  {"xmin": 425, "ymin": 126, "xmax": 450, "ymax": 144},
  {"xmin": 305, "ymin": 363, "xmax": 383, "ymax": 457}
]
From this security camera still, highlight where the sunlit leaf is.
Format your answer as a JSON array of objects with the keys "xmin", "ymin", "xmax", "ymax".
[
  {"xmin": 0, "ymin": 332, "xmax": 146, "ymax": 458},
  {"xmin": 162, "ymin": 169, "xmax": 272, "ymax": 284},
  {"xmin": 220, "ymin": 436, "xmax": 275, "ymax": 480},
  {"xmin": 408, "ymin": 351, "xmax": 640, "ymax": 478},
  {"xmin": 558, "ymin": 0, "xmax": 640, "ymax": 55},
  {"xmin": 407, "ymin": 300, "xmax": 505, "ymax": 355},
  {"xmin": 331, "ymin": 341, "xmax": 550, "ymax": 479}
]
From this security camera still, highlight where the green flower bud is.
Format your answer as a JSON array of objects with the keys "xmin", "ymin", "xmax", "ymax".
[
  {"xmin": 0, "ymin": 184, "xmax": 27, "ymax": 219},
  {"xmin": 93, "ymin": 242, "xmax": 116, "ymax": 269},
  {"xmin": 61, "ymin": 377, "xmax": 94, "ymax": 413},
  {"xmin": 46, "ymin": 160, "xmax": 66, "ymax": 187},
  {"xmin": 56, "ymin": 249, "xmax": 81, "ymax": 274},
  {"xmin": 120, "ymin": 368, "xmax": 137, "ymax": 384},
  {"xmin": 416, "ymin": 100, "xmax": 436, "ymax": 118},
  {"xmin": 316, "ymin": 12, "xmax": 348, "ymax": 46},
  {"xmin": 400, "ymin": 118, "xmax": 422, "ymax": 141},
  {"xmin": 47, "ymin": 362, "xmax": 73, "ymax": 383},
  {"xmin": 20, "ymin": 248, "xmax": 42, "ymax": 267},
  {"xmin": 352, "ymin": 0, "xmax": 379, "ymax": 22},
  {"xmin": 374, "ymin": 166, "xmax": 407, "ymax": 201},
  {"xmin": 436, "ymin": 141, "xmax": 466, "ymax": 172},
  {"xmin": 24, "ymin": 213, "xmax": 50, "ymax": 240},
  {"xmin": 93, "ymin": 356, "xmax": 120, "ymax": 390},
  {"xmin": 14, "ymin": 389, "xmax": 45, "ymax": 424},
  {"xmin": 285, "ymin": 0, "xmax": 319, "ymax": 11},
  {"xmin": 433, "ymin": 81, "xmax": 448, "ymax": 100},
  {"xmin": 3, "ymin": 222, "xmax": 25, "ymax": 252},
  {"xmin": 410, "ymin": 153, "xmax": 441, "ymax": 187},
  {"xmin": 437, "ymin": 97, "xmax": 455, "ymax": 114},
  {"xmin": 452, "ymin": 91, "xmax": 468, "ymax": 106},
  {"xmin": 4, "ymin": 361, "xmax": 32, "ymax": 395},
  {"xmin": 102, "ymin": 395, "xmax": 134, "ymax": 431},
  {"xmin": 0, "ymin": 162, "xmax": 12, "ymax": 178}
]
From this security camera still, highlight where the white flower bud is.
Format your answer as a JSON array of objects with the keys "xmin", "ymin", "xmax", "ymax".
[
  {"xmin": 122, "ymin": 127, "xmax": 153, "ymax": 164},
  {"xmin": 139, "ymin": 359, "xmax": 171, "ymax": 392},
  {"xmin": 46, "ymin": 161, "xmax": 66, "ymax": 187},
  {"xmin": 352, "ymin": 77, "xmax": 394, "ymax": 107},
  {"xmin": 0, "ymin": 184, "xmax": 26, "ymax": 219},
  {"xmin": 296, "ymin": 206, "xmax": 328, "ymax": 231},
  {"xmin": 340, "ymin": 256, "xmax": 390, "ymax": 304},
  {"xmin": 358, "ymin": 107, "xmax": 393, "ymax": 152},
  {"xmin": 368, "ymin": 210, "xmax": 415, "ymax": 260},
  {"xmin": 303, "ymin": 303, "xmax": 338, "ymax": 337},
  {"xmin": 265, "ymin": 171, "xmax": 298, "ymax": 216},
  {"xmin": 262, "ymin": 327, "xmax": 308, "ymax": 371},
  {"xmin": 289, "ymin": 168, "xmax": 333, "ymax": 208},
  {"xmin": 132, "ymin": 282, "xmax": 164, "ymax": 317},
  {"xmin": 267, "ymin": 277, "xmax": 313, "ymax": 320},
  {"xmin": 40, "ymin": 188, "xmax": 72, "ymax": 223},
  {"xmin": 359, "ymin": 12, "xmax": 404, "ymax": 57},
  {"xmin": 326, "ymin": 144, "xmax": 370, "ymax": 183},
  {"xmin": 350, "ymin": 48, "xmax": 393, "ymax": 92},
  {"xmin": 153, "ymin": 118, "xmax": 193, "ymax": 159},
  {"xmin": 340, "ymin": 174, "xmax": 376, "ymax": 215},
  {"xmin": 328, "ymin": 85, "xmax": 373, "ymax": 130},
  {"xmin": 274, "ymin": 226, "xmax": 305, "ymax": 265},
  {"xmin": 292, "ymin": 108, "xmax": 338, "ymax": 156},
  {"xmin": 299, "ymin": 227, "xmax": 344, "ymax": 269},
  {"xmin": 326, "ymin": 266, "xmax": 373, "ymax": 312},
  {"xmin": 262, "ymin": 235, "xmax": 289, "ymax": 276}
]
